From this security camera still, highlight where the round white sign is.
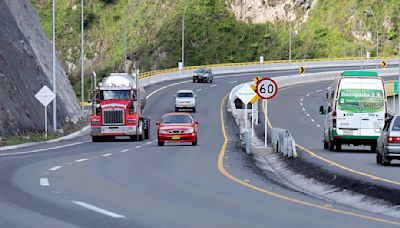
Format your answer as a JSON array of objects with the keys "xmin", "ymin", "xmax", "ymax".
[{"xmin": 256, "ymin": 78, "xmax": 278, "ymax": 99}]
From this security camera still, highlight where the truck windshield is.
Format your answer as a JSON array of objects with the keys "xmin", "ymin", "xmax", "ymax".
[
  {"xmin": 102, "ymin": 90, "xmax": 130, "ymax": 100},
  {"xmin": 337, "ymin": 89, "xmax": 384, "ymax": 113}
]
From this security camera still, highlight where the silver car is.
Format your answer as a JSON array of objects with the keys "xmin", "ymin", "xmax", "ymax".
[
  {"xmin": 175, "ymin": 90, "xmax": 196, "ymax": 112},
  {"xmin": 376, "ymin": 115, "xmax": 400, "ymax": 165}
]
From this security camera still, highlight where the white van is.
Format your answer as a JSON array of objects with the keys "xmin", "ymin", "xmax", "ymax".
[{"xmin": 320, "ymin": 71, "xmax": 387, "ymax": 152}]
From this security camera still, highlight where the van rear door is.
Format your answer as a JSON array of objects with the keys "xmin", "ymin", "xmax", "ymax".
[
  {"xmin": 360, "ymin": 77, "xmax": 385, "ymax": 137},
  {"xmin": 336, "ymin": 78, "xmax": 362, "ymax": 136}
]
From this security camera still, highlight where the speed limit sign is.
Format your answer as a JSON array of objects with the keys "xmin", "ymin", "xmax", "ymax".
[{"xmin": 256, "ymin": 78, "xmax": 278, "ymax": 99}]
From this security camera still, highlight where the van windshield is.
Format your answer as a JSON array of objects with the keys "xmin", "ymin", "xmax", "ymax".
[{"xmin": 337, "ymin": 88, "xmax": 384, "ymax": 113}]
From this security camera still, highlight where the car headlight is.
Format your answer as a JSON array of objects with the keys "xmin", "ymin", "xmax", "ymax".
[
  {"xmin": 91, "ymin": 119, "xmax": 100, "ymax": 125},
  {"xmin": 185, "ymin": 128, "xmax": 194, "ymax": 134},
  {"xmin": 159, "ymin": 129, "xmax": 168, "ymax": 134}
]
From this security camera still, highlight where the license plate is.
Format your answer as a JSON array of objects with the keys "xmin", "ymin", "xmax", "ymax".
[
  {"xmin": 172, "ymin": 135, "xmax": 180, "ymax": 140},
  {"xmin": 343, "ymin": 130, "xmax": 353, "ymax": 135}
]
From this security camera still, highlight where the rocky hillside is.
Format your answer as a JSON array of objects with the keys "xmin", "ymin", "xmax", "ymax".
[
  {"xmin": 32, "ymin": 0, "xmax": 399, "ymax": 98},
  {"xmin": 0, "ymin": 0, "xmax": 81, "ymax": 135}
]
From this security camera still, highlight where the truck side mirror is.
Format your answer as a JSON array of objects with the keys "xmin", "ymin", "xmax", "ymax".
[{"xmin": 319, "ymin": 106, "xmax": 326, "ymax": 115}]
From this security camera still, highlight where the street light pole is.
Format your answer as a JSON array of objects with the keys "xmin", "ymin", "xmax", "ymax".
[
  {"xmin": 289, "ymin": 19, "xmax": 292, "ymax": 62},
  {"xmin": 81, "ymin": 0, "xmax": 85, "ymax": 111},
  {"xmin": 359, "ymin": 19, "xmax": 363, "ymax": 70},
  {"xmin": 52, "ymin": 0, "xmax": 57, "ymax": 132},
  {"xmin": 181, "ymin": 10, "xmax": 185, "ymax": 68},
  {"xmin": 366, "ymin": 7, "xmax": 378, "ymax": 68},
  {"xmin": 124, "ymin": 13, "xmax": 127, "ymax": 69},
  {"xmin": 398, "ymin": 16, "xmax": 400, "ymax": 114}
]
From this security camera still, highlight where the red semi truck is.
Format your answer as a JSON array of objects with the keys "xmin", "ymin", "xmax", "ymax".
[{"xmin": 90, "ymin": 73, "xmax": 150, "ymax": 142}]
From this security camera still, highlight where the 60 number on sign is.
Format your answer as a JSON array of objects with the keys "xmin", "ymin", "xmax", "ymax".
[{"xmin": 256, "ymin": 78, "xmax": 278, "ymax": 100}]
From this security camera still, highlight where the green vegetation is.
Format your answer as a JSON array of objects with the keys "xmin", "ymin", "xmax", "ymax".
[
  {"xmin": 31, "ymin": 0, "xmax": 400, "ymax": 99},
  {"xmin": 0, "ymin": 132, "xmax": 62, "ymax": 146}
]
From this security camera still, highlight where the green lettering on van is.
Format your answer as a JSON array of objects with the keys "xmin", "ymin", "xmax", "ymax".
[{"xmin": 338, "ymin": 88, "xmax": 384, "ymax": 113}]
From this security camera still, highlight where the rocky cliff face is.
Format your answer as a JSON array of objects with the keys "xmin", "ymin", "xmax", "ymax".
[
  {"xmin": 0, "ymin": 0, "xmax": 81, "ymax": 135},
  {"xmin": 227, "ymin": 0, "xmax": 316, "ymax": 23}
]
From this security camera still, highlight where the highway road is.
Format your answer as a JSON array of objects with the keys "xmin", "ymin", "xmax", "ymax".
[
  {"xmin": 0, "ymin": 66, "xmax": 399, "ymax": 227},
  {"xmin": 268, "ymin": 78, "xmax": 400, "ymax": 185}
]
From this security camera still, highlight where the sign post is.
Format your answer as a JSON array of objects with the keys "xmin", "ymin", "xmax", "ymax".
[
  {"xmin": 178, "ymin": 62, "xmax": 183, "ymax": 77},
  {"xmin": 256, "ymin": 78, "xmax": 278, "ymax": 148},
  {"xmin": 35, "ymin": 86, "xmax": 56, "ymax": 138},
  {"xmin": 235, "ymin": 84, "xmax": 256, "ymax": 130}
]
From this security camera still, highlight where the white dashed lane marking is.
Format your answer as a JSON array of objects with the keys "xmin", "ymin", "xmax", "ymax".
[
  {"xmin": 72, "ymin": 201, "xmax": 126, "ymax": 219},
  {"xmin": 40, "ymin": 178, "xmax": 50, "ymax": 186},
  {"xmin": 101, "ymin": 153, "xmax": 112, "ymax": 157},
  {"xmin": 196, "ymin": 89, "xmax": 202, "ymax": 92},
  {"xmin": 229, "ymin": 81, "xmax": 238, "ymax": 84},
  {"xmin": 317, "ymin": 124, "xmax": 321, "ymax": 128},
  {"xmin": 146, "ymin": 142, "xmax": 153, "ymax": 145},
  {"xmin": 210, "ymin": 84, "xmax": 217, "ymax": 87},
  {"xmin": 75, "ymin": 158, "xmax": 89, "ymax": 163},
  {"xmin": 49, "ymin": 166, "xmax": 62, "ymax": 171},
  {"xmin": 136, "ymin": 146, "xmax": 142, "ymax": 149},
  {"xmin": 121, "ymin": 149, "xmax": 129, "ymax": 153}
]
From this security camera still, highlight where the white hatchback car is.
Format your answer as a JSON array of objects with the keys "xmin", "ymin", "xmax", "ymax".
[{"xmin": 175, "ymin": 90, "xmax": 196, "ymax": 112}]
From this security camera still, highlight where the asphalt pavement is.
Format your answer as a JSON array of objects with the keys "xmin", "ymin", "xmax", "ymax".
[{"xmin": 0, "ymin": 66, "xmax": 399, "ymax": 227}]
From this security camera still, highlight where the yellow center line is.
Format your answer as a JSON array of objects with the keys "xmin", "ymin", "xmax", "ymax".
[
  {"xmin": 262, "ymin": 96, "xmax": 400, "ymax": 186},
  {"xmin": 218, "ymin": 95, "xmax": 400, "ymax": 225}
]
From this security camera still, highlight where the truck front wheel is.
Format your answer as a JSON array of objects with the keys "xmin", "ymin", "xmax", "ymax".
[{"xmin": 92, "ymin": 136, "xmax": 101, "ymax": 142}]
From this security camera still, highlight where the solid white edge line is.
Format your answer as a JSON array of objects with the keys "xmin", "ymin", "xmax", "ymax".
[
  {"xmin": 0, "ymin": 141, "xmax": 89, "ymax": 157},
  {"xmin": 75, "ymin": 158, "xmax": 89, "ymax": 163},
  {"xmin": 101, "ymin": 153, "xmax": 112, "ymax": 157},
  {"xmin": 71, "ymin": 201, "xmax": 126, "ymax": 219},
  {"xmin": 49, "ymin": 166, "xmax": 62, "ymax": 171},
  {"xmin": 40, "ymin": 178, "xmax": 50, "ymax": 186}
]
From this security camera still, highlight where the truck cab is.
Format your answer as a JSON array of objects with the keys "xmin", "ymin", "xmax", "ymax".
[{"xmin": 90, "ymin": 73, "xmax": 150, "ymax": 142}]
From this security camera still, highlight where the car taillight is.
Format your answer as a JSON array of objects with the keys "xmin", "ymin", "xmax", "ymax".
[
  {"xmin": 388, "ymin": 136, "xmax": 400, "ymax": 143},
  {"xmin": 332, "ymin": 111, "xmax": 337, "ymax": 128}
]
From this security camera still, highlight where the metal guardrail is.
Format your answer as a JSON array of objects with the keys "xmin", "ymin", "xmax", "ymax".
[
  {"xmin": 271, "ymin": 128, "xmax": 297, "ymax": 158},
  {"xmin": 139, "ymin": 56, "xmax": 398, "ymax": 80}
]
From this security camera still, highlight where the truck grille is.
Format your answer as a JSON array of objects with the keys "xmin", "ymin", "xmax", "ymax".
[{"xmin": 102, "ymin": 109, "xmax": 124, "ymax": 125}]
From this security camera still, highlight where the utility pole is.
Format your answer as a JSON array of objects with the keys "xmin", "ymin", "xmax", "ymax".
[
  {"xmin": 81, "ymin": 0, "xmax": 85, "ymax": 111},
  {"xmin": 52, "ymin": 0, "xmax": 57, "ymax": 132}
]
